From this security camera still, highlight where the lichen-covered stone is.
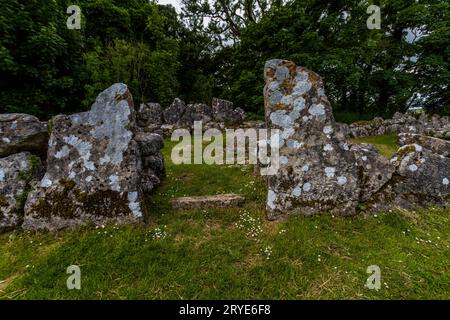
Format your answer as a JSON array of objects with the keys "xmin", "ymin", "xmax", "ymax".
[
  {"xmin": 137, "ymin": 103, "xmax": 163, "ymax": 134},
  {"xmin": 264, "ymin": 59, "xmax": 363, "ymax": 218},
  {"xmin": 368, "ymin": 146, "xmax": 450, "ymax": 211},
  {"xmin": 212, "ymin": 98, "xmax": 246, "ymax": 124},
  {"xmin": 0, "ymin": 152, "xmax": 43, "ymax": 232},
  {"xmin": 163, "ymin": 98, "xmax": 186, "ymax": 125},
  {"xmin": 23, "ymin": 84, "xmax": 164, "ymax": 231},
  {"xmin": 398, "ymin": 133, "xmax": 450, "ymax": 157},
  {"xmin": 347, "ymin": 111, "xmax": 450, "ymax": 140},
  {"xmin": 263, "ymin": 59, "xmax": 450, "ymax": 218},
  {"xmin": 0, "ymin": 114, "xmax": 48, "ymax": 158}
]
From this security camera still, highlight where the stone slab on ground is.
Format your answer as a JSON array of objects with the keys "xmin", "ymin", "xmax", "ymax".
[{"xmin": 171, "ymin": 194, "xmax": 245, "ymax": 210}]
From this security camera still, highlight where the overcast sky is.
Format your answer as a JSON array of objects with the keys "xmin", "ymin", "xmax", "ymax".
[{"xmin": 157, "ymin": 0, "xmax": 182, "ymax": 12}]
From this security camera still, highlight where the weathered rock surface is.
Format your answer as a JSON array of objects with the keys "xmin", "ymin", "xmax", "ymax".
[
  {"xmin": 264, "ymin": 59, "xmax": 450, "ymax": 218},
  {"xmin": 163, "ymin": 98, "xmax": 186, "ymax": 125},
  {"xmin": 171, "ymin": 194, "xmax": 245, "ymax": 210},
  {"xmin": 23, "ymin": 84, "xmax": 164, "ymax": 231},
  {"xmin": 398, "ymin": 133, "xmax": 450, "ymax": 157},
  {"xmin": 0, "ymin": 114, "xmax": 48, "ymax": 158},
  {"xmin": 179, "ymin": 103, "xmax": 213, "ymax": 126},
  {"xmin": 347, "ymin": 112, "xmax": 450, "ymax": 139},
  {"xmin": 212, "ymin": 98, "xmax": 245, "ymax": 124},
  {"xmin": 137, "ymin": 103, "xmax": 163, "ymax": 128},
  {"xmin": 368, "ymin": 145, "xmax": 450, "ymax": 212},
  {"xmin": 0, "ymin": 152, "xmax": 43, "ymax": 232},
  {"xmin": 264, "ymin": 59, "xmax": 362, "ymax": 218}
]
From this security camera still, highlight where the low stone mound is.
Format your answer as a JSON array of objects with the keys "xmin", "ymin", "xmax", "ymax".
[
  {"xmin": 22, "ymin": 83, "xmax": 165, "ymax": 231},
  {"xmin": 171, "ymin": 194, "xmax": 245, "ymax": 210}
]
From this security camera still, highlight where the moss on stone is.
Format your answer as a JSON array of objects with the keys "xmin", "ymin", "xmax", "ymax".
[{"xmin": 30, "ymin": 180, "xmax": 132, "ymax": 220}]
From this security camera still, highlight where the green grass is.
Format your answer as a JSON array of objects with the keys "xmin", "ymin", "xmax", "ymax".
[
  {"xmin": 351, "ymin": 132, "xmax": 400, "ymax": 158},
  {"xmin": 0, "ymin": 137, "xmax": 449, "ymax": 299}
]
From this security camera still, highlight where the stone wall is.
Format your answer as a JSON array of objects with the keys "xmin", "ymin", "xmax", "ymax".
[
  {"xmin": 264, "ymin": 59, "xmax": 450, "ymax": 219},
  {"xmin": 138, "ymin": 97, "xmax": 247, "ymax": 137},
  {"xmin": 343, "ymin": 112, "xmax": 450, "ymax": 139}
]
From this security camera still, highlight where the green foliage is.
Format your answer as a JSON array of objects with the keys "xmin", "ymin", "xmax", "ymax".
[{"xmin": 0, "ymin": 0, "xmax": 448, "ymax": 119}]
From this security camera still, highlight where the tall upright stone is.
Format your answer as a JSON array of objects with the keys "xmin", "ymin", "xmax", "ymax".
[
  {"xmin": 264, "ymin": 59, "xmax": 360, "ymax": 219},
  {"xmin": 23, "ymin": 84, "xmax": 164, "ymax": 231}
]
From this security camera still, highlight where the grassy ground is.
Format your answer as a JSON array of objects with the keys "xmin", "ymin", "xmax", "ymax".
[
  {"xmin": 351, "ymin": 132, "xmax": 399, "ymax": 158},
  {"xmin": 0, "ymin": 137, "xmax": 449, "ymax": 299}
]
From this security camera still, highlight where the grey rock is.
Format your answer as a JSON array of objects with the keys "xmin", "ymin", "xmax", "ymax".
[
  {"xmin": 398, "ymin": 133, "xmax": 450, "ymax": 157},
  {"xmin": 23, "ymin": 84, "xmax": 164, "ymax": 231},
  {"xmin": 0, "ymin": 152, "xmax": 43, "ymax": 232},
  {"xmin": 163, "ymin": 98, "xmax": 186, "ymax": 125},
  {"xmin": 171, "ymin": 194, "xmax": 245, "ymax": 210},
  {"xmin": 0, "ymin": 114, "xmax": 48, "ymax": 158},
  {"xmin": 137, "ymin": 103, "xmax": 163, "ymax": 127},
  {"xmin": 264, "ymin": 59, "xmax": 362, "ymax": 218},
  {"xmin": 212, "ymin": 98, "xmax": 245, "ymax": 124}
]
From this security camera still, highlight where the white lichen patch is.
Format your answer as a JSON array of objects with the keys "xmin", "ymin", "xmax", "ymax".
[
  {"xmin": 308, "ymin": 104, "xmax": 326, "ymax": 116},
  {"xmin": 287, "ymin": 139, "xmax": 303, "ymax": 149},
  {"xmin": 2, "ymin": 137, "xmax": 10, "ymax": 144},
  {"xmin": 443, "ymin": 178, "xmax": 449, "ymax": 186},
  {"xmin": 280, "ymin": 156, "xmax": 289, "ymax": 166},
  {"xmin": 267, "ymin": 190, "xmax": 277, "ymax": 209},
  {"xmin": 302, "ymin": 165, "xmax": 310, "ymax": 172},
  {"xmin": 337, "ymin": 176, "xmax": 348, "ymax": 186},
  {"xmin": 85, "ymin": 176, "xmax": 93, "ymax": 183},
  {"xmin": 325, "ymin": 167, "xmax": 336, "ymax": 178},
  {"xmin": 54, "ymin": 145, "xmax": 70, "ymax": 159},
  {"xmin": 361, "ymin": 156, "xmax": 368, "ymax": 161},
  {"xmin": 303, "ymin": 182, "xmax": 312, "ymax": 192},
  {"xmin": 0, "ymin": 168, "xmax": 5, "ymax": 182},
  {"xmin": 408, "ymin": 164, "xmax": 418, "ymax": 172},
  {"xmin": 323, "ymin": 126, "xmax": 333, "ymax": 135},
  {"xmin": 127, "ymin": 191, "xmax": 142, "ymax": 218},
  {"xmin": 63, "ymin": 135, "xmax": 95, "ymax": 171},
  {"xmin": 109, "ymin": 175, "xmax": 121, "ymax": 192},
  {"xmin": 40, "ymin": 174, "xmax": 52, "ymax": 188},
  {"xmin": 291, "ymin": 185, "xmax": 302, "ymax": 197},
  {"xmin": 270, "ymin": 111, "xmax": 293, "ymax": 129},
  {"xmin": 323, "ymin": 144, "xmax": 334, "ymax": 152}
]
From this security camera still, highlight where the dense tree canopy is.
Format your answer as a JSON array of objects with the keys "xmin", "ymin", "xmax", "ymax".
[{"xmin": 0, "ymin": 0, "xmax": 448, "ymax": 120}]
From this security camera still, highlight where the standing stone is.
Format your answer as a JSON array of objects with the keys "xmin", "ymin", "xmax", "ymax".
[
  {"xmin": 264, "ymin": 59, "xmax": 362, "ymax": 219},
  {"xmin": 179, "ymin": 103, "xmax": 213, "ymax": 126},
  {"xmin": 137, "ymin": 103, "xmax": 163, "ymax": 127},
  {"xmin": 163, "ymin": 98, "xmax": 186, "ymax": 125},
  {"xmin": 0, "ymin": 114, "xmax": 48, "ymax": 158},
  {"xmin": 0, "ymin": 152, "xmax": 43, "ymax": 232},
  {"xmin": 23, "ymin": 84, "xmax": 164, "ymax": 231},
  {"xmin": 212, "ymin": 98, "xmax": 245, "ymax": 124}
]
